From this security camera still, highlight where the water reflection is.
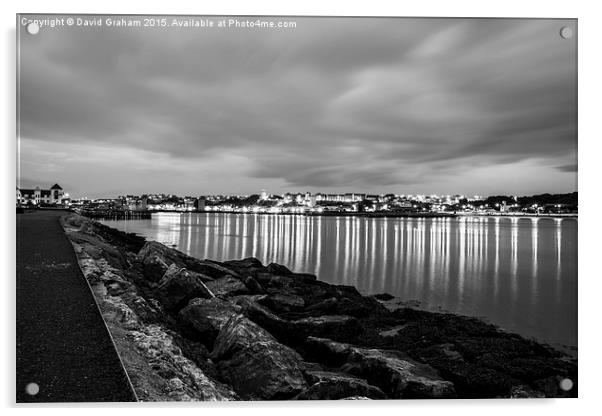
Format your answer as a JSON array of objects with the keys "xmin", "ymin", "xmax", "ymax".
[{"xmin": 102, "ymin": 213, "xmax": 577, "ymax": 348}]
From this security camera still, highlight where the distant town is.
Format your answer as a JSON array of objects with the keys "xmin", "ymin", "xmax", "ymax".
[{"xmin": 16, "ymin": 184, "xmax": 578, "ymax": 217}]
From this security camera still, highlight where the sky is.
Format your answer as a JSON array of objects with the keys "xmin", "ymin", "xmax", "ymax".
[{"xmin": 18, "ymin": 16, "xmax": 577, "ymax": 199}]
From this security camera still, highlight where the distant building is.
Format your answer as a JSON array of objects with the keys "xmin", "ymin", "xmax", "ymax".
[
  {"xmin": 17, "ymin": 183, "xmax": 66, "ymax": 206},
  {"xmin": 316, "ymin": 193, "xmax": 366, "ymax": 203},
  {"xmin": 195, "ymin": 197, "xmax": 206, "ymax": 211}
]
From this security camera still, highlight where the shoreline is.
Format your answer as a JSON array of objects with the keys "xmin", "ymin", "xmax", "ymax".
[
  {"xmin": 76, "ymin": 207, "xmax": 578, "ymax": 220},
  {"xmin": 97, "ymin": 214, "xmax": 579, "ymax": 353},
  {"xmin": 61, "ymin": 212, "xmax": 577, "ymax": 400}
]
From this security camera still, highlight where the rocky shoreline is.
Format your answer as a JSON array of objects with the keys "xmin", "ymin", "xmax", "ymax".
[{"xmin": 60, "ymin": 213, "xmax": 577, "ymax": 401}]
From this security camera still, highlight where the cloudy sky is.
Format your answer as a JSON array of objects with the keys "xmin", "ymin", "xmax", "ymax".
[{"xmin": 18, "ymin": 16, "xmax": 577, "ymax": 198}]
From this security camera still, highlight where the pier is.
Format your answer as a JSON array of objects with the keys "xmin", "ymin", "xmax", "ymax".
[{"xmin": 79, "ymin": 209, "xmax": 151, "ymax": 220}]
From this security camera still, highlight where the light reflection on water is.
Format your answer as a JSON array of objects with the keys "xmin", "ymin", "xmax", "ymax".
[{"xmin": 101, "ymin": 213, "xmax": 577, "ymax": 347}]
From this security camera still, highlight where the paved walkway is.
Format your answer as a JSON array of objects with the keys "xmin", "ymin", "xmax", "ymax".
[{"xmin": 16, "ymin": 210, "xmax": 136, "ymax": 402}]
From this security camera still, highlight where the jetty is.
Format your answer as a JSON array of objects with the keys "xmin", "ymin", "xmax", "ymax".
[{"xmin": 79, "ymin": 209, "xmax": 151, "ymax": 220}]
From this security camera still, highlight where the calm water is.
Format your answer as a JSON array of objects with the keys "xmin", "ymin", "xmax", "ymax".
[{"xmin": 101, "ymin": 213, "xmax": 577, "ymax": 348}]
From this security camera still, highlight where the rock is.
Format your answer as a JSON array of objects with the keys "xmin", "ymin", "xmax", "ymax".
[
  {"xmin": 293, "ymin": 315, "xmax": 362, "ymax": 343},
  {"xmin": 295, "ymin": 370, "xmax": 386, "ymax": 400},
  {"xmin": 266, "ymin": 262, "xmax": 293, "ymax": 275},
  {"xmin": 254, "ymin": 274, "xmax": 338, "ymax": 308},
  {"xmin": 305, "ymin": 337, "xmax": 456, "ymax": 399},
  {"xmin": 300, "ymin": 361, "xmax": 325, "ymax": 373},
  {"xmin": 194, "ymin": 261, "xmax": 243, "ymax": 280},
  {"xmin": 234, "ymin": 296, "xmax": 291, "ymax": 340},
  {"xmin": 130, "ymin": 324, "xmax": 238, "ymax": 401},
  {"xmin": 222, "ymin": 257, "xmax": 267, "ymax": 277},
  {"xmin": 373, "ymin": 293, "xmax": 395, "ymax": 301},
  {"xmin": 291, "ymin": 273, "xmax": 318, "ymax": 281},
  {"xmin": 153, "ymin": 264, "xmax": 214, "ymax": 311},
  {"xmin": 304, "ymin": 296, "xmax": 379, "ymax": 318},
  {"xmin": 304, "ymin": 297, "xmax": 339, "ymax": 314},
  {"xmin": 124, "ymin": 293, "xmax": 165, "ymax": 324},
  {"xmin": 67, "ymin": 230, "xmax": 127, "ymax": 269},
  {"xmin": 304, "ymin": 337, "xmax": 355, "ymax": 368},
  {"xmin": 340, "ymin": 396, "xmax": 372, "ymax": 400},
  {"xmin": 179, "ymin": 298, "xmax": 241, "ymax": 345},
  {"xmin": 224, "ymin": 257, "xmax": 264, "ymax": 269},
  {"xmin": 243, "ymin": 276, "xmax": 265, "ymax": 294},
  {"xmin": 436, "ymin": 362, "xmax": 515, "ymax": 399},
  {"xmin": 142, "ymin": 253, "xmax": 169, "ymax": 282},
  {"xmin": 139, "ymin": 241, "xmax": 239, "ymax": 280},
  {"xmin": 416, "ymin": 343, "xmax": 465, "ymax": 365},
  {"xmin": 105, "ymin": 279, "xmax": 135, "ymax": 296},
  {"xmin": 92, "ymin": 221, "xmax": 147, "ymax": 253},
  {"xmin": 161, "ymin": 263, "xmax": 214, "ymax": 284},
  {"xmin": 333, "ymin": 297, "xmax": 383, "ymax": 318},
  {"xmin": 251, "ymin": 274, "xmax": 384, "ymax": 320},
  {"xmin": 236, "ymin": 297, "xmax": 360, "ymax": 345},
  {"xmin": 258, "ymin": 293, "xmax": 306, "ymax": 312},
  {"xmin": 211, "ymin": 315, "xmax": 307, "ymax": 400},
  {"xmin": 510, "ymin": 385, "xmax": 545, "ymax": 398},
  {"xmin": 379, "ymin": 325, "xmax": 409, "ymax": 339},
  {"xmin": 101, "ymin": 293, "xmax": 142, "ymax": 330},
  {"xmin": 205, "ymin": 275, "xmax": 249, "ymax": 297},
  {"xmin": 173, "ymin": 335, "xmax": 218, "ymax": 380},
  {"xmin": 343, "ymin": 348, "xmax": 456, "ymax": 399},
  {"xmin": 166, "ymin": 377, "xmax": 185, "ymax": 392}
]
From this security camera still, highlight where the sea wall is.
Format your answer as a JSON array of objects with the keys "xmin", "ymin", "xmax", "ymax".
[{"xmin": 60, "ymin": 213, "xmax": 577, "ymax": 400}]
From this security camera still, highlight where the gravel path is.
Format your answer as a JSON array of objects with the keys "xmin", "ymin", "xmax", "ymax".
[{"xmin": 16, "ymin": 209, "xmax": 136, "ymax": 402}]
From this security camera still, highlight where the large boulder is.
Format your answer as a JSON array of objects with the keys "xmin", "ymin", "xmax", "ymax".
[
  {"xmin": 305, "ymin": 337, "xmax": 456, "ymax": 399},
  {"xmin": 205, "ymin": 275, "xmax": 249, "ymax": 298},
  {"xmin": 141, "ymin": 253, "xmax": 169, "ymax": 282},
  {"xmin": 211, "ymin": 315, "xmax": 308, "ymax": 400},
  {"xmin": 139, "ymin": 241, "xmax": 240, "ymax": 280},
  {"xmin": 222, "ymin": 257, "xmax": 267, "ymax": 278},
  {"xmin": 161, "ymin": 263, "xmax": 214, "ymax": 283},
  {"xmin": 224, "ymin": 257, "xmax": 264, "ymax": 269},
  {"xmin": 243, "ymin": 276, "xmax": 265, "ymax": 294},
  {"xmin": 254, "ymin": 274, "xmax": 338, "ymax": 309},
  {"xmin": 257, "ymin": 293, "xmax": 306, "ymax": 313},
  {"xmin": 179, "ymin": 297, "xmax": 241, "ymax": 345},
  {"xmin": 295, "ymin": 370, "xmax": 386, "ymax": 400},
  {"xmin": 303, "ymin": 296, "xmax": 386, "ymax": 318},
  {"xmin": 153, "ymin": 264, "xmax": 214, "ymax": 311},
  {"xmin": 232, "ymin": 296, "xmax": 292, "ymax": 343},
  {"xmin": 342, "ymin": 347, "xmax": 457, "ymax": 399},
  {"xmin": 195, "ymin": 261, "xmax": 243, "ymax": 280},
  {"xmin": 235, "ymin": 297, "xmax": 361, "ymax": 345},
  {"xmin": 249, "ymin": 273, "xmax": 384, "ymax": 320},
  {"xmin": 293, "ymin": 315, "xmax": 362, "ymax": 343},
  {"xmin": 266, "ymin": 262, "xmax": 293, "ymax": 276}
]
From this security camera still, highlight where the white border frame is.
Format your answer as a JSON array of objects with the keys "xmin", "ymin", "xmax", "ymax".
[{"xmin": 3, "ymin": 1, "xmax": 600, "ymax": 415}]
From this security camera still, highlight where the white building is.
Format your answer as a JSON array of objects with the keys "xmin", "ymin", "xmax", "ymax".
[{"xmin": 17, "ymin": 184, "xmax": 66, "ymax": 205}]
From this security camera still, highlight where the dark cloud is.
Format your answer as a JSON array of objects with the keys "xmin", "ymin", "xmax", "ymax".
[
  {"xmin": 18, "ymin": 16, "xmax": 577, "ymax": 197},
  {"xmin": 556, "ymin": 164, "xmax": 578, "ymax": 172}
]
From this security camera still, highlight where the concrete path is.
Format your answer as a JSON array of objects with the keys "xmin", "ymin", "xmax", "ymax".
[{"xmin": 16, "ymin": 210, "xmax": 136, "ymax": 402}]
